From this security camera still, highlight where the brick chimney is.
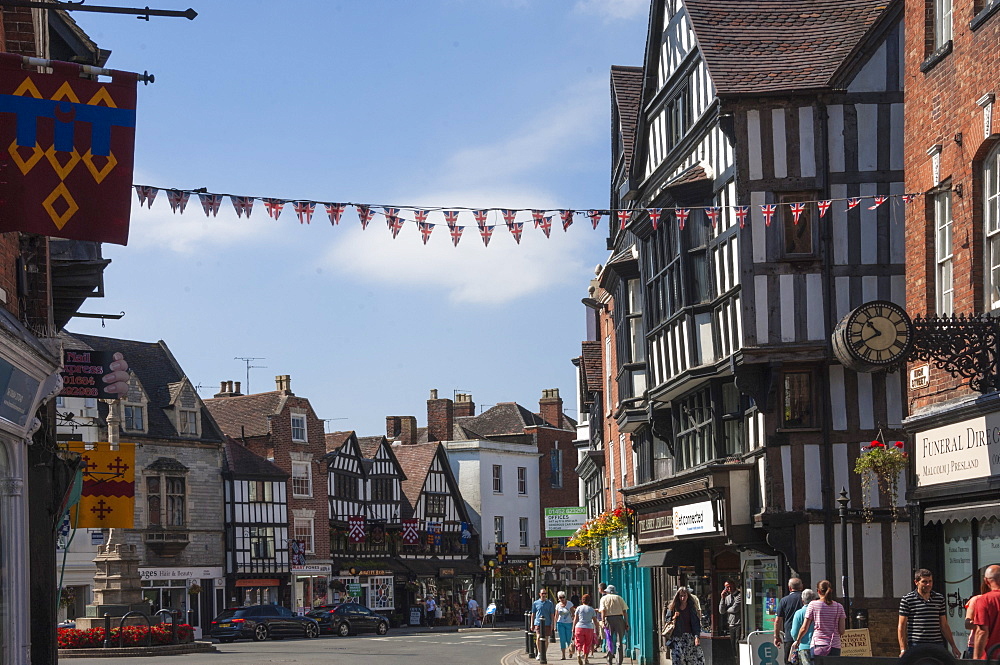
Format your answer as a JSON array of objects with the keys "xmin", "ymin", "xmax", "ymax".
[
  {"xmin": 454, "ymin": 393, "xmax": 475, "ymax": 417},
  {"xmin": 426, "ymin": 389, "xmax": 454, "ymax": 443},
  {"xmin": 539, "ymin": 388, "xmax": 563, "ymax": 428},
  {"xmin": 275, "ymin": 375, "xmax": 292, "ymax": 395},
  {"xmin": 386, "ymin": 415, "xmax": 418, "ymax": 445}
]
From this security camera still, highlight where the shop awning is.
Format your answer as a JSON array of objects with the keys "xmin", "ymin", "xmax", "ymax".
[
  {"xmin": 637, "ymin": 542, "xmax": 701, "ymax": 568},
  {"xmin": 235, "ymin": 578, "xmax": 280, "ymax": 587},
  {"xmin": 923, "ymin": 501, "xmax": 1000, "ymax": 524}
]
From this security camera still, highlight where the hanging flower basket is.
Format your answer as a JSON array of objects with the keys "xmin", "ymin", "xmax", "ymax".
[
  {"xmin": 853, "ymin": 439, "xmax": 908, "ymax": 523},
  {"xmin": 567, "ymin": 507, "xmax": 634, "ymax": 549}
]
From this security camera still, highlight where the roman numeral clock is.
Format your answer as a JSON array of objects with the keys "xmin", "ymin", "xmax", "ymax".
[{"xmin": 832, "ymin": 300, "xmax": 1000, "ymax": 393}]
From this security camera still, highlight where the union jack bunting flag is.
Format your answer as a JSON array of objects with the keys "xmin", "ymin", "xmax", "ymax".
[
  {"xmin": 501, "ymin": 209, "xmax": 517, "ymax": 228},
  {"xmin": 231, "ymin": 196, "xmax": 254, "ymax": 218},
  {"xmin": 414, "ymin": 209, "xmax": 429, "ymax": 224},
  {"xmin": 760, "ymin": 204, "xmax": 777, "ymax": 227},
  {"xmin": 480, "ymin": 224, "xmax": 494, "ymax": 246},
  {"xmin": 473, "ymin": 209, "xmax": 489, "ymax": 229},
  {"xmin": 531, "ymin": 209, "xmax": 545, "ymax": 227},
  {"xmin": 383, "ymin": 207, "xmax": 399, "ymax": 224},
  {"xmin": 419, "ymin": 221, "xmax": 434, "ymax": 244},
  {"xmin": 325, "ymin": 203, "xmax": 346, "ymax": 225},
  {"xmin": 509, "ymin": 221, "xmax": 524, "ymax": 244},
  {"xmin": 262, "ymin": 198, "xmax": 285, "ymax": 220},
  {"xmin": 389, "ymin": 216, "xmax": 404, "ymax": 239},
  {"xmin": 789, "ymin": 202, "xmax": 806, "ymax": 225},
  {"xmin": 902, "ymin": 194, "xmax": 917, "ymax": 204},
  {"xmin": 348, "ymin": 515, "xmax": 366, "ymax": 543},
  {"xmin": 357, "ymin": 204, "xmax": 374, "ymax": 229},
  {"xmin": 134, "ymin": 185, "xmax": 157, "ymax": 208},
  {"xmin": 199, "ymin": 193, "xmax": 223, "ymax": 217},
  {"xmin": 166, "ymin": 189, "xmax": 190, "ymax": 214},
  {"xmin": 705, "ymin": 206, "xmax": 720, "ymax": 229},
  {"xmin": 617, "ymin": 210, "xmax": 630, "ymax": 230},
  {"xmin": 401, "ymin": 518, "xmax": 420, "ymax": 545},
  {"xmin": 294, "ymin": 201, "xmax": 315, "ymax": 224},
  {"xmin": 450, "ymin": 225, "xmax": 464, "ymax": 247},
  {"xmin": 867, "ymin": 195, "xmax": 888, "ymax": 210},
  {"xmin": 443, "ymin": 210, "xmax": 460, "ymax": 229},
  {"xmin": 648, "ymin": 208, "xmax": 661, "ymax": 230},
  {"xmin": 588, "ymin": 210, "xmax": 603, "ymax": 229},
  {"xmin": 560, "ymin": 210, "xmax": 574, "ymax": 231},
  {"xmin": 539, "ymin": 216, "xmax": 552, "ymax": 238},
  {"xmin": 847, "ymin": 197, "xmax": 861, "ymax": 211},
  {"xmin": 817, "ymin": 200, "xmax": 832, "ymax": 218},
  {"xmin": 735, "ymin": 206, "xmax": 749, "ymax": 229},
  {"xmin": 675, "ymin": 208, "xmax": 690, "ymax": 230}
]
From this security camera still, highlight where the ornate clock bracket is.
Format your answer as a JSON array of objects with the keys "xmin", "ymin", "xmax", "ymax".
[{"xmin": 907, "ymin": 313, "xmax": 1000, "ymax": 393}]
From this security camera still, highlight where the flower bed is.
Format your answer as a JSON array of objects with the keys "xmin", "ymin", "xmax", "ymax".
[{"xmin": 58, "ymin": 623, "xmax": 193, "ymax": 649}]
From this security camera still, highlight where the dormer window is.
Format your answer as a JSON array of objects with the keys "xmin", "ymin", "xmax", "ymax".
[
  {"xmin": 291, "ymin": 414, "xmax": 307, "ymax": 442},
  {"xmin": 179, "ymin": 409, "xmax": 198, "ymax": 436},
  {"xmin": 124, "ymin": 405, "xmax": 144, "ymax": 432},
  {"xmin": 123, "ymin": 375, "xmax": 147, "ymax": 433}
]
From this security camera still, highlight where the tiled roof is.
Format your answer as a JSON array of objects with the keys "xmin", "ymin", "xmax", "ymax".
[
  {"xmin": 204, "ymin": 391, "xmax": 285, "ymax": 439},
  {"xmin": 63, "ymin": 332, "xmax": 224, "ymax": 442},
  {"xmin": 611, "ymin": 66, "xmax": 643, "ymax": 174},
  {"xmin": 223, "ymin": 438, "xmax": 287, "ymax": 478},
  {"xmin": 324, "ymin": 431, "xmax": 353, "ymax": 453},
  {"xmin": 392, "ymin": 442, "xmax": 441, "ymax": 510},
  {"xmin": 357, "ymin": 435, "xmax": 385, "ymax": 459},
  {"xmin": 458, "ymin": 402, "xmax": 546, "ymax": 438},
  {"xmin": 685, "ymin": 0, "xmax": 890, "ymax": 95},
  {"xmin": 581, "ymin": 341, "xmax": 603, "ymax": 395}
]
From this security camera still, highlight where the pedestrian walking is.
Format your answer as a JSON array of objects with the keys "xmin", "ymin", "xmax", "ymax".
[
  {"xmin": 793, "ymin": 580, "xmax": 845, "ymax": 657},
  {"xmin": 774, "ymin": 577, "xmax": 804, "ymax": 664},
  {"xmin": 468, "ymin": 595, "xmax": 481, "ymax": 627},
  {"xmin": 965, "ymin": 575, "xmax": 991, "ymax": 658},
  {"xmin": 788, "ymin": 589, "xmax": 818, "ymax": 665},
  {"xmin": 556, "ymin": 591, "xmax": 575, "ymax": 660},
  {"xmin": 718, "ymin": 579, "xmax": 741, "ymax": 664},
  {"xmin": 426, "ymin": 596, "xmax": 437, "ymax": 628},
  {"xmin": 972, "ymin": 564, "xmax": 1000, "ymax": 659},
  {"xmin": 898, "ymin": 568, "xmax": 961, "ymax": 658},
  {"xmin": 572, "ymin": 593, "xmax": 600, "ymax": 665},
  {"xmin": 532, "ymin": 588, "xmax": 557, "ymax": 665},
  {"xmin": 598, "ymin": 584, "xmax": 629, "ymax": 665},
  {"xmin": 667, "ymin": 587, "xmax": 705, "ymax": 665}
]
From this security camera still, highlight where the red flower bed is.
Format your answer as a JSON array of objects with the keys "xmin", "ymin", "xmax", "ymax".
[{"xmin": 58, "ymin": 623, "xmax": 194, "ymax": 649}]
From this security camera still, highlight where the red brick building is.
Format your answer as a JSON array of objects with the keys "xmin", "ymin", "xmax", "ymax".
[
  {"xmin": 205, "ymin": 376, "xmax": 331, "ymax": 613},
  {"xmin": 901, "ymin": 0, "xmax": 1000, "ymax": 649}
]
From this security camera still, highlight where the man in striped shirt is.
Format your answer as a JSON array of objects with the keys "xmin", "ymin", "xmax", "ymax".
[{"xmin": 897, "ymin": 568, "xmax": 961, "ymax": 658}]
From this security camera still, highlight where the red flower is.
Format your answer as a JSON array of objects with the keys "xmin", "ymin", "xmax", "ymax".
[{"xmin": 893, "ymin": 441, "xmax": 904, "ymax": 448}]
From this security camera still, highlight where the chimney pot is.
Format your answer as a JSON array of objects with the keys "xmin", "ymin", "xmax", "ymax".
[
  {"xmin": 234, "ymin": 381, "xmax": 242, "ymax": 396},
  {"xmin": 227, "ymin": 380, "xmax": 234, "ymax": 393},
  {"xmin": 219, "ymin": 381, "xmax": 227, "ymax": 393},
  {"xmin": 430, "ymin": 388, "xmax": 438, "ymax": 399}
]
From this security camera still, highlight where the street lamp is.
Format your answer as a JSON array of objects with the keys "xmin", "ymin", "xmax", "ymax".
[{"xmin": 837, "ymin": 488, "xmax": 851, "ymax": 626}]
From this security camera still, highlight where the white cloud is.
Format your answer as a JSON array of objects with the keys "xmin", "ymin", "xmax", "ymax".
[{"xmin": 573, "ymin": 0, "xmax": 647, "ymax": 21}]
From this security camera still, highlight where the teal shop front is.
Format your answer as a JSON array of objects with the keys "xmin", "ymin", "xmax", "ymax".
[{"xmin": 600, "ymin": 536, "xmax": 654, "ymax": 665}]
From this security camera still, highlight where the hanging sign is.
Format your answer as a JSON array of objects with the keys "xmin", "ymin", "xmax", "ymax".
[
  {"xmin": 0, "ymin": 355, "xmax": 41, "ymax": 428},
  {"xmin": 60, "ymin": 350, "xmax": 120, "ymax": 399}
]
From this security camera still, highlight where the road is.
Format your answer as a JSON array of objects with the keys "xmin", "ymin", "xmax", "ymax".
[{"xmin": 63, "ymin": 628, "xmax": 529, "ymax": 665}]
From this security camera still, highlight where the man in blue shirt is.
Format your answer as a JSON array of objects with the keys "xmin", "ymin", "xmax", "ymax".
[{"xmin": 531, "ymin": 588, "xmax": 556, "ymax": 664}]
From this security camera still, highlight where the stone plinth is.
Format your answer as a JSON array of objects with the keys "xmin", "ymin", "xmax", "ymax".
[{"xmin": 75, "ymin": 529, "xmax": 151, "ymax": 630}]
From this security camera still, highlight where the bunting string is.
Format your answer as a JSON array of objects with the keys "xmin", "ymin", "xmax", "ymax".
[{"xmin": 133, "ymin": 185, "xmax": 921, "ymax": 247}]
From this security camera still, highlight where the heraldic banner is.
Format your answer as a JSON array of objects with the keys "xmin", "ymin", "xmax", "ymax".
[
  {"xmin": 66, "ymin": 441, "xmax": 135, "ymax": 528},
  {"xmin": 0, "ymin": 53, "xmax": 137, "ymax": 244}
]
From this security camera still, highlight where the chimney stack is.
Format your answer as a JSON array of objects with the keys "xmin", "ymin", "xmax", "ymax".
[
  {"xmin": 275, "ymin": 375, "xmax": 292, "ymax": 394},
  {"xmin": 539, "ymin": 388, "xmax": 563, "ymax": 428},
  {"xmin": 426, "ymin": 389, "xmax": 454, "ymax": 443},
  {"xmin": 454, "ymin": 393, "xmax": 475, "ymax": 417},
  {"xmin": 214, "ymin": 381, "xmax": 234, "ymax": 398},
  {"xmin": 386, "ymin": 415, "xmax": 418, "ymax": 445}
]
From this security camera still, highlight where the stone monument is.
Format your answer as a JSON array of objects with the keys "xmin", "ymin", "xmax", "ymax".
[{"xmin": 74, "ymin": 528, "xmax": 150, "ymax": 629}]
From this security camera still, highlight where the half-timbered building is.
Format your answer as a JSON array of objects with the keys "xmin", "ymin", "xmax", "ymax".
[
  {"xmin": 591, "ymin": 0, "xmax": 910, "ymax": 660},
  {"xmin": 221, "ymin": 437, "xmax": 289, "ymax": 606}
]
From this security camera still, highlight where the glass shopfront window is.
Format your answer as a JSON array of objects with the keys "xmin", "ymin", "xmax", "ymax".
[
  {"xmin": 943, "ymin": 521, "xmax": 975, "ymax": 647},
  {"xmin": 978, "ymin": 518, "xmax": 1000, "ymax": 567}
]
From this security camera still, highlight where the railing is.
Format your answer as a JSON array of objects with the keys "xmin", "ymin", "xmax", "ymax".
[{"xmin": 114, "ymin": 611, "xmax": 153, "ymax": 648}]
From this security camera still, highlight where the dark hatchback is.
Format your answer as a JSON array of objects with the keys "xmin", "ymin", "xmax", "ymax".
[
  {"xmin": 306, "ymin": 603, "xmax": 389, "ymax": 636},
  {"xmin": 209, "ymin": 605, "xmax": 320, "ymax": 642}
]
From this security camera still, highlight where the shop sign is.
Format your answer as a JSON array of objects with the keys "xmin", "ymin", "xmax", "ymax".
[
  {"xmin": 0, "ymin": 356, "xmax": 40, "ymax": 428},
  {"xmin": 347, "ymin": 583, "xmax": 362, "ymax": 597},
  {"xmin": 357, "ymin": 569, "xmax": 390, "ymax": 576},
  {"xmin": 749, "ymin": 630, "xmax": 783, "ymax": 665},
  {"xmin": 637, "ymin": 509, "xmax": 673, "ymax": 543},
  {"xmin": 672, "ymin": 500, "xmax": 720, "ymax": 536},
  {"xmin": 840, "ymin": 629, "xmax": 872, "ymax": 656},
  {"xmin": 544, "ymin": 507, "xmax": 588, "ymax": 538},
  {"xmin": 90, "ymin": 530, "xmax": 104, "ymax": 546},
  {"xmin": 915, "ymin": 412, "xmax": 1000, "ymax": 486},
  {"xmin": 439, "ymin": 568, "xmax": 455, "ymax": 578},
  {"xmin": 139, "ymin": 566, "xmax": 223, "ymax": 580},
  {"xmin": 291, "ymin": 564, "xmax": 332, "ymax": 574},
  {"xmin": 60, "ymin": 350, "xmax": 118, "ymax": 399}
]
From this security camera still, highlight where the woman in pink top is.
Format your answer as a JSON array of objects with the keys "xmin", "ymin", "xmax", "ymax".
[{"xmin": 792, "ymin": 580, "xmax": 846, "ymax": 657}]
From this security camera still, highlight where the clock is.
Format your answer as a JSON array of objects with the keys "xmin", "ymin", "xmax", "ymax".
[{"xmin": 832, "ymin": 300, "xmax": 914, "ymax": 372}]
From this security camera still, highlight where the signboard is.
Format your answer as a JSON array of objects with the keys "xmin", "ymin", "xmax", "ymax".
[
  {"xmin": 0, "ymin": 356, "xmax": 41, "ymax": 428},
  {"xmin": 291, "ymin": 564, "xmax": 331, "ymax": 574},
  {"xmin": 540, "ymin": 547, "xmax": 553, "ymax": 566},
  {"xmin": 66, "ymin": 441, "xmax": 135, "ymax": 528},
  {"xmin": 409, "ymin": 606, "xmax": 423, "ymax": 626},
  {"xmin": 637, "ymin": 509, "xmax": 674, "ymax": 543},
  {"xmin": 749, "ymin": 630, "xmax": 785, "ymax": 665},
  {"xmin": 673, "ymin": 500, "xmax": 720, "ymax": 536},
  {"xmin": 347, "ymin": 583, "xmax": 362, "ymax": 597},
  {"xmin": 544, "ymin": 507, "xmax": 588, "ymax": 538},
  {"xmin": 915, "ymin": 411, "xmax": 1000, "ymax": 486},
  {"xmin": 439, "ymin": 568, "xmax": 455, "ymax": 578},
  {"xmin": 139, "ymin": 566, "xmax": 223, "ymax": 580},
  {"xmin": 60, "ymin": 350, "xmax": 119, "ymax": 399},
  {"xmin": 90, "ymin": 529, "xmax": 104, "ymax": 546},
  {"xmin": 840, "ymin": 629, "xmax": 872, "ymax": 657}
]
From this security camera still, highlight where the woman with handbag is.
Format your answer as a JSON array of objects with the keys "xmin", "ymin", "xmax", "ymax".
[
  {"xmin": 792, "ymin": 580, "xmax": 845, "ymax": 658},
  {"xmin": 666, "ymin": 587, "xmax": 705, "ymax": 665}
]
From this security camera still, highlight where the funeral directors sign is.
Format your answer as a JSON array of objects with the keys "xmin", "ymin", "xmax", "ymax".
[
  {"xmin": 672, "ymin": 500, "xmax": 720, "ymax": 536},
  {"xmin": 915, "ymin": 411, "xmax": 1000, "ymax": 486}
]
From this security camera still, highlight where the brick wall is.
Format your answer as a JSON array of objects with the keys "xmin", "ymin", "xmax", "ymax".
[
  {"xmin": 427, "ymin": 393, "xmax": 454, "ymax": 442},
  {"xmin": 903, "ymin": 0, "xmax": 1000, "ymax": 411},
  {"xmin": 533, "ymin": 425, "xmax": 579, "ymax": 524},
  {"xmin": 598, "ymin": 299, "xmax": 633, "ymax": 505},
  {"xmin": 1, "ymin": 7, "xmax": 38, "ymax": 56}
]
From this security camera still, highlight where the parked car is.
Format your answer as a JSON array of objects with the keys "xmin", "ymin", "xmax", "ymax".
[
  {"xmin": 306, "ymin": 603, "xmax": 389, "ymax": 636},
  {"xmin": 209, "ymin": 605, "xmax": 319, "ymax": 642}
]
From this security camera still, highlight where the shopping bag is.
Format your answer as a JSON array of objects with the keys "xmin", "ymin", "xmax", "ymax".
[{"xmin": 605, "ymin": 627, "xmax": 616, "ymax": 654}]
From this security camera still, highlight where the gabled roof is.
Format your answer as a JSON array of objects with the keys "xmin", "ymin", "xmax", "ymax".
[
  {"xmin": 223, "ymin": 437, "xmax": 288, "ymax": 479},
  {"xmin": 684, "ymin": 0, "xmax": 890, "ymax": 96},
  {"xmin": 611, "ymin": 65, "xmax": 644, "ymax": 177},
  {"xmin": 457, "ymin": 402, "xmax": 550, "ymax": 438},
  {"xmin": 357, "ymin": 435, "xmax": 385, "ymax": 459},
  {"xmin": 392, "ymin": 442, "xmax": 441, "ymax": 509},
  {"xmin": 204, "ymin": 391, "xmax": 286, "ymax": 439}
]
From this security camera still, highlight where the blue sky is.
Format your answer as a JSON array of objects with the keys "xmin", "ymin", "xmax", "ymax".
[{"xmin": 68, "ymin": 0, "xmax": 648, "ymax": 435}]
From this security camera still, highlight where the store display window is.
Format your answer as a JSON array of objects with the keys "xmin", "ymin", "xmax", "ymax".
[{"xmin": 742, "ymin": 556, "xmax": 779, "ymax": 633}]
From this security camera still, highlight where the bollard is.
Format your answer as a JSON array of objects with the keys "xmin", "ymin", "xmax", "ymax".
[
  {"xmin": 171, "ymin": 610, "xmax": 179, "ymax": 643},
  {"xmin": 103, "ymin": 614, "xmax": 112, "ymax": 648},
  {"xmin": 525, "ymin": 610, "xmax": 537, "ymax": 658},
  {"xmin": 854, "ymin": 610, "xmax": 868, "ymax": 629}
]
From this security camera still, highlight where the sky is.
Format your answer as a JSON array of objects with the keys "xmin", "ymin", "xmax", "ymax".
[{"xmin": 67, "ymin": 0, "xmax": 649, "ymax": 436}]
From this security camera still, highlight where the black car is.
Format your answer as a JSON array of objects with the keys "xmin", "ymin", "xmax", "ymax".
[
  {"xmin": 306, "ymin": 603, "xmax": 389, "ymax": 636},
  {"xmin": 209, "ymin": 605, "xmax": 320, "ymax": 643}
]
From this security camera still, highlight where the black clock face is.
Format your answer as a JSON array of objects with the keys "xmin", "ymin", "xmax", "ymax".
[{"xmin": 843, "ymin": 301, "xmax": 913, "ymax": 366}]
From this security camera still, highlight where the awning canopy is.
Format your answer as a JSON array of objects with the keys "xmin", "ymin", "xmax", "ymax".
[
  {"xmin": 923, "ymin": 501, "xmax": 1000, "ymax": 525},
  {"xmin": 637, "ymin": 541, "xmax": 702, "ymax": 568},
  {"xmin": 235, "ymin": 578, "xmax": 280, "ymax": 587}
]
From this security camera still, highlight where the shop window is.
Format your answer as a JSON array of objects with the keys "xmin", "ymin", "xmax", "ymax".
[
  {"xmin": 517, "ymin": 467, "xmax": 527, "ymax": 495},
  {"xmin": 782, "ymin": 371, "xmax": 815, "ymax": 429},
  {"xmin": 294, "ymin": 517, "xmax": 314, "ymax": 554},
  {"xmin": 492, "ymin": 465, "xmax": 503, "ymax": 493},
  {"xmin": 936, "ymin": 190, "xmax": 954, "ymax": 314},
  {"xmin": 291, "ymin": 461, "xmax": 312, "ymax": 498},
  {"xmin": 779, "ymin": 192, "xmax": 815, "ymax": 257},
  {"xmin": 291, "ymin": 414, "xmax": 307, "ymax": 442},
  {"xmin": 984, "ymin": 145, "xmax": 1000, "ymax": 310}
]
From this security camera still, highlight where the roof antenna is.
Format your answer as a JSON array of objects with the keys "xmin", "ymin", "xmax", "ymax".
[{"xmin": 234, "ymin": 356, "xmax": 266, "ymax": 394}]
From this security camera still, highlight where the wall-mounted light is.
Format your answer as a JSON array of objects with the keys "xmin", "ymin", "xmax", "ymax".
[
  {"xmin": 488, "ymin": 559, "xmax": 496, "ymax": 568},
  {"xmin": 349, "ymin": 567, "xmax": 357, "ymax": 576}
]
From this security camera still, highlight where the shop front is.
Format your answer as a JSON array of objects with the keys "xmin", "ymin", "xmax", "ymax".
[
  {"xmin": 600, "ymin": 533, "xmax": 653, "ymax": 665},
  {"xmin": 139, "ymin": 566, "xmax": 224, "ymax": 639},
  {"xmin": 906, "ymin": 403, "xmax": 1000, "ymax": 649},
  {"xmin": 291, "ymin": 564, "xmax": 331, "ymax": 614},
  {"xmin": 400, "ymin": 558, "xmax": 481, "ymax": 624},
  {"xmin": 233, "ymin": 576, "xmax": 285, "ymax": 607}
]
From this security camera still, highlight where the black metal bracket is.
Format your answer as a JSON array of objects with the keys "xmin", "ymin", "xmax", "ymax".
[
  {"xmin": 908, "ymin": 313, "xmax": 1000, "ymax": 393},
  {"xmin": 0, "ymin": 0, "xmax": 197, "ymax": 20}
]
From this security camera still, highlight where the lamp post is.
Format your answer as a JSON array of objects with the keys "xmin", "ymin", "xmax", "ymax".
[{"xmin": 837, "ymin": 488, "xmax": 851, "ymax": 627}]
